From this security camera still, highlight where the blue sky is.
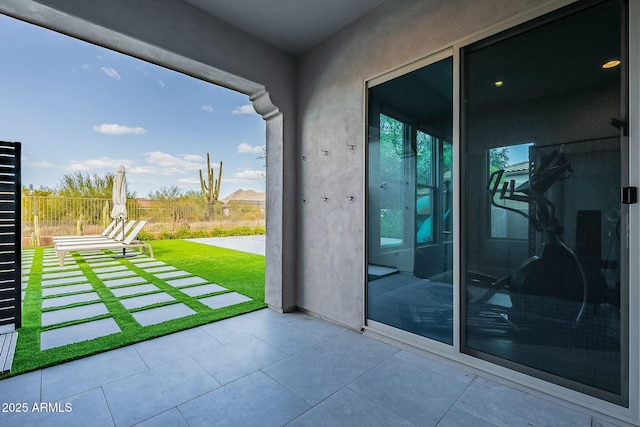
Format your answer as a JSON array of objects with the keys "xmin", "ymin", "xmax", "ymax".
[{"xmin": 0, "ymin": 14, "xmax": 266, "ymax": 199}]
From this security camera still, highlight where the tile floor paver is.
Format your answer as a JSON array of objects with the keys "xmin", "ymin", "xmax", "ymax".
[
  {"xmin": 131, "ymin": 303, "xmax": 197, "ymax": 326},
  {"xmin": 102, "ymin": 276, "xmax": 147, "ymax": 288},
  {"xmin": 40, "ymin": 317, "xmax": 121, "ymax": 350},
  {"xmin": 41, "ymin": 270, "xmax": 84, "ymax": 279},
  {"xmin": 133, "ymin": 327, "xmax": 222, "ymax": 369},
  {"xmin": 42, "ymin": 283, "xmax": 93, "ymax": 297},
  {"xmin": 120, "ymin": 292, "xmax": 175, "ymax": 310},
  {"xmin": 42, "ymin": 265, "xmax": 80, "ymax": 273},
  {"xmin": 41, "ymin": 346, "xmax": 149, "ymax": 402},
  {"xmin": 92, "ymin": 265, "xmax": 128, "ymax": 273},
  {"xmin": 192, "ymin": 335, "xmax": 288, "ymax": 384},
  {"xmin": 347, "ymin": 351, "xmax": 474, "ymax": 427},
  {"xmin": 132, "ymin": 260, "xmax": 167, "ymax": 268},
  {"xmin": 178, "ymin": 371, "xmax": 309, "ymax": 427},
  {"xmin": 97, "ymin": 270, "xmax": 137, "ymax": 280},
  {"xmin": 111, "ymin": 284, "xmax": 159, "ymax": 297},
  {"xmin": 42, "ymin": 292, "xmax": 100, "ymax": 309},
  {"xmin": 165, "ymin": 276, "xmax": 208, "ymax": 288},
  {"xmin": 142, "ymin": 266, "xmax": 177, "ymax": 273},
  {"xmin": 41, "ymin": 303, "xmax": 109, "ymax": 327},
  {"xmin": 179, "ymin": 283, "xmax": 227, "ymax": 297},
  {"xmin": 41, "ymin": 276, "xmax": 86, "ymax": 287},
  {"xmin": 198, "ymin": 292, "xmax": 252, "ymax": 310},
  {"xmin": 155, "ymin": 270, "xmax": 191, "ymax": 280},
  {"xmin": 2, "ymin": 308, "xmax": 618, "ymax": 427},
  {"xmin": 103, "ymin": 357, "xmax": 221, "ymax": 427},
  {"xmin": 133, "ymin": 409, "xmax": 189, "ymax": 427},
  {"xmin": 286, "ymin": 387, "xmax": 415, "ymax": 427}
]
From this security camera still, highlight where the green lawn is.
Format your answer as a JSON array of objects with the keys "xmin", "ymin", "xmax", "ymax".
[{"xmin": 3, "ymin": 240, "xmax": 266, "ymax": 378}]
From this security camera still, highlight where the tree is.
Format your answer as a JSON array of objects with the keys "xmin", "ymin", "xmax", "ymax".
[
  {"xmin": 56, "ymin": 171, "xmax": 115, "ymax": 198},
  {"xmin": 489, "ymin": 147, "xmax": 510, "ymax": 172},
  {"xmin": 148, "ymin": 186, "xmax": 182, "ymax": 201}
]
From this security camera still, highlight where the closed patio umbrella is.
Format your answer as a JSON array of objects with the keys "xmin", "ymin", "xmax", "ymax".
[{"xmin": 110, "ymin": 165, "xmax": 128, "ymax": 243}]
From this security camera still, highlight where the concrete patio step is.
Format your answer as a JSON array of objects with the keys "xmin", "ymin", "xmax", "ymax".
[{"xmin": 0, "ymin": 331, "xmax": 18, "ymax": 374}]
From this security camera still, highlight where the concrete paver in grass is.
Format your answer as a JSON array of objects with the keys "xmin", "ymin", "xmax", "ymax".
[
  {"xmin": 40, "ymin": 318, "xmax": 122, "ymax": 350},
  {"xmin": 97, "ymin": 270, "xmax": 137, "ymax": 280},
  {"xmin": 198, "ymin": 292, "xmax": 252, "ymax": 310},
  {"xmin": 165, "ymin": 276, "xmax": 209, "ymax": 288},
  {"xmin": 42, "ymin": 264, "xmax": 80, "ymax": 273},
  {"xmin": 143, "ymin": 266, "xmax": 177, "ymax": 274},
  {"xmin": 42, "ymin": 283, "xmax": 93, "ymax": 297},
  {"xmin": 111, "ymin": 284, "xmax": 159, "ymax": 298},
  {"xmin": 103, "ymin": 277, "xmax": 147, "ymax": 288},
  {"xmin": 155, "ymin": 270, "xmax": 192, "ymax": 280},
  {"xmin": 42, "ymin": 259, "xmax": 75, "ymax": 268},
  {"xmin": 180, "ymin": 284, "xmax": 228, "ymax": 297},
  {"xmin": 131, "ymin": 261, "xmax": 168, "ymax": 269},
  {"xmin": 131, "ymin": 303, "xmax": 197, "ymax": 327},
  {"xmin": 41, "ymin": 276, "xmax": 88, "ymax": 287},
  {"xmin": 41, "ymin": 302, "xmax": 110, "ymax": 327},
  {"xmin": 42, "ymin": 292, "xmax": 101, "ymax": 309},
  {"xmin": 82, "ymin": 256, "xmax": 118, "ymax": 264},
  {"xmin": 127, "ymin": 257, "xmax": 156, "ymax": 264},
  {"xmin": 120, "ymin": 293, "xmax": 175, "ymax": 310},
  {"xmin": 92, "ymin": 265, "xmax": 128, "ymax": 274},
  {"xmin": 41, "ymin": 270, "xmax": 85, "ymax": 280}
]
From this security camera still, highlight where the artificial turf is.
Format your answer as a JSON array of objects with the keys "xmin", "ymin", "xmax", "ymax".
[{"xmin": 2, "ymin": 240, "xmax": 266, "ymax": 378}]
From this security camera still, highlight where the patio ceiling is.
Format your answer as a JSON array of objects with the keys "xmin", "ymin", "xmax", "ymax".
[{"xmin": 181, "ymin": 0, "xmax": 387, "ymax": 55}]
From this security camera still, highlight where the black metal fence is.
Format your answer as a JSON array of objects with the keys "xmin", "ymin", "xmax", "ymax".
[{"xmin": 21, "ymin": 196, "xmax": 265, "ymax": 245}]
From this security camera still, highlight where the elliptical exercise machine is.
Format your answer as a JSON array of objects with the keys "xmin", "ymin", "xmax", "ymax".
[{"xmin": 469, "ymin": 148, "xmax": 609, "ymax": 334}]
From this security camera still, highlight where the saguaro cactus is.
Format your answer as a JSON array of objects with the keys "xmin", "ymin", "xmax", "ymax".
[{"xmin": 199, "ymin": 153, "xmax": 223, "ymax": 221}]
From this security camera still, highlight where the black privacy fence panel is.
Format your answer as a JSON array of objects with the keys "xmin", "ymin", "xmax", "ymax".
[{"xmin": 0, "ymin": 142, "xmax": 21, "ymax": 329}]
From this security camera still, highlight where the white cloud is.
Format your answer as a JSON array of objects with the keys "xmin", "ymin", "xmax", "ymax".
[
  {"xmin": 237, "ymin": 143, "xmax": 264, "ymax": 154},
  {"xmin": 201, "ymin": 105, "xmax": 214, "ymax": 113},
  {"xmin": 142, "ymin": 151, "xmax": 205, "ymax": 174},
  {"xmin": 93, "ymin": 123, "xmax": 147, "ymax": 135},
  {"xmin": 178, "ymin": 177, "xmax": 200, "ymax": 185},
  {"xmin": 81, "ymin": 63, "xmax": 91, "ymax": 70},
  {"xmin": 181, "ymin": 154, "xmax": 206, "ymax": 162},
  {"xmin": 158, "ymin": 80, "xmax": 165, "ymax": 88},
  {"xmin": 231, "ymin": 104, "xmax": 256, "ymax": 115},
  {"xmin": 24, "ymin": 161, "xmax": 55, "ymax": 169},
  {"xmin": 66, "ymin": 157, "xmax": 134, "ymax": 172},
  {"xmin": 101, "ymin": 67, "xmax": 121, "ymax": 80},
  {"xmin": 225, "ymin": 169, "xmax": 264, "ymax": 183}
]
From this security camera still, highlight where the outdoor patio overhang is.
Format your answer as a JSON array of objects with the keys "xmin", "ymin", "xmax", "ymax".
[{"xmin": 2, "ymin": 0, "xmax": 640, "ymax": 425}]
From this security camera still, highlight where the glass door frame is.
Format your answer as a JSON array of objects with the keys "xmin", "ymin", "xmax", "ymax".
[{"xmin": 364, "ymin": 0, "xmax": 640, "ymax": 420}]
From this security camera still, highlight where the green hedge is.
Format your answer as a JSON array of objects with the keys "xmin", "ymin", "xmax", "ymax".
[{"xmin": 138, "ymin": 226, "xmax": 266, "ymax": 241}]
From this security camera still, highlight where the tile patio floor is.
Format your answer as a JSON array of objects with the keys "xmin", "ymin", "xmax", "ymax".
[
  {"xmin": 0, "ymin": 307, "xmax": 626, "ymax": 427},
  {"xmin": 3, "ymin": 239, "xmax": 627, "ymax": 426}
]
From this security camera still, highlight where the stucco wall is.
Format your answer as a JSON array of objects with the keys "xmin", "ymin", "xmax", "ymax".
[{"xmin": 296, "ymin": 0, "xmax": 548, "ymax": 329}]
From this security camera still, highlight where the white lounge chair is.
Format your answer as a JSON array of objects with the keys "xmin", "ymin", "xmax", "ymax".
[
  {"xmin": 54, "ymin": 220, "xmax": 137, "ymax": 245},
  {"xmin": 56, "ymin": 220, "xmax": 152, "ymax": 266},
  {"xmin": 52, "ymin": 219, "xmax": 118, "ymax": 242}
]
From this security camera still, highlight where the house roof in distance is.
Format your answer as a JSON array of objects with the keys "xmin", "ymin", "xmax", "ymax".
[{"xmin": 221, "ymin": 189, "xmax": 265, "ymax": 203}]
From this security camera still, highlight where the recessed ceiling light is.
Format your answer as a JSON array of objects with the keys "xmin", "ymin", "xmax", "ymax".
[
  {"xmin": 494, "ymin": 80, "xmax": 504, "ymax": 87},
  {"xmin": 602, "ymin": 60, "xmax": 621, "ymax": 69}
]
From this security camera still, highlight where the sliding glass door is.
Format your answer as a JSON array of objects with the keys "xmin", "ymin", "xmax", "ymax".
[
  {"xmin": 367, "ymin": 56, "xmax": 454, "ymax": 345},
  {"xmin": 461, "ymin": 0, "xmax": 627, "ymax": 404}
]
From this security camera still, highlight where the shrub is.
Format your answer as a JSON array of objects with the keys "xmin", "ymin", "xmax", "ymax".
[
  {"xmin": 174, "ymin": 227, "xmax": 192, "ymax": 239},
  {"xmin": 159, "ymin": 230, "xmax": 175, "ymax": 240},
  {"xmin": 137, "ymin": 231, "xmax": 154, "ymax": 241}
]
